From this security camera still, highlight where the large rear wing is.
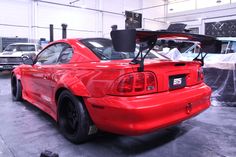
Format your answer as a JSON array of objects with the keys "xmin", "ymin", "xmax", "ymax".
[
  {"xmin": 111, "ymin": 29, "xmax": 221, "ymax": 53},
  {"xmin": 110, "ymin": 29, "xmax": 221, "ymax": 70}
]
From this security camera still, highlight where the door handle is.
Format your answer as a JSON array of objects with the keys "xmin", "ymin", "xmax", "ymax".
[
  {"xmin": 43, "ymin": 75, "xmax": 52, "ymax": 80},
  {"xmin": 43, "ymin": 75, "xmax": 48, "ymax": 79}
]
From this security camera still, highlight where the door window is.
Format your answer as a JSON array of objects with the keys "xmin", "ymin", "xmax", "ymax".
[
  {"xmin": 57, "ymin": 47, "xmax": 73, "ymax": 64},
  {"xmin": 35, "ymin": 43, "xmax": 73, "ymax": 65}
]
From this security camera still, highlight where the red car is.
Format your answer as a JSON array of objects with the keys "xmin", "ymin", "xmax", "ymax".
[{"xmin": 11, "ymin": 30, "xmax": 211, "ymax": 143}]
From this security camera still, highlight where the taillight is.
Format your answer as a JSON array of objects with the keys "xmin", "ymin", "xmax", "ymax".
[
  {"xmin": 146, "ymin": 72, "xmax": 156, "ymax": 91},
  {"xmin": 117, "ymin": 75, "xmax": 134, "ymax": 93},
  {"xmin": 197, "ymin": 67, "xmax": 204, "ymax": 82},
  {"xmin": 134, "ymin": 73, "xmax": 145, "ymax": 92},
  {"xmin": 110, "ymin": 72, "xmax": 157, "ymax": 96}
]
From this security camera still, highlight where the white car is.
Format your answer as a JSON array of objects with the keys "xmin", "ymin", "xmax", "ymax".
[{"xmin": 0, "ymin": 43, "xmax": 41, "ymax": 71}]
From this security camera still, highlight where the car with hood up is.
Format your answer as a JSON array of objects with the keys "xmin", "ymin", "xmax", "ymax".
[{"xmin": 0, "ymin": 43, "xmax": 41, "ymax": 71}]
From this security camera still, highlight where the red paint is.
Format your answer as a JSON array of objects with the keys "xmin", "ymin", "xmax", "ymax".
[{"xmin": 13, "ymin": 38, "xmax": 211, "ymax": 135}]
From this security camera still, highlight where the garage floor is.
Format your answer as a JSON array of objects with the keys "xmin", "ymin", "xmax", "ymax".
[{"xmin": 0, "ymin": 72, "xmax": 236, "ymax": 157}]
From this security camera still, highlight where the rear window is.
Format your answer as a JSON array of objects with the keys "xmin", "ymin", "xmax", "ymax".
[
  {"xmin": 4, "ymin": 44, "xmax": 35, "ymax": 52},
  {"xmin": 80, "ymin": 38, "xmax": 168, "ymax": 60},
  {"xmin": 155, "ymin": 39, "xmax": 195, "ymax": 53}
]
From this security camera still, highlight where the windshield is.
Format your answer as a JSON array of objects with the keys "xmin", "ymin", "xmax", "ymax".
[
  {"xmin": 80, "ymin": 38, "xmax": 169, "ymax": 60},
  {"xmin": 4, "ymin": 44, "xmax": 35, "ymax": 52}
]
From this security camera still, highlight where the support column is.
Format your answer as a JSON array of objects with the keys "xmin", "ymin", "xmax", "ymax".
[
  {"xmin": 97, "ymin": 0, "xmax": 103, "ymax": 37},
  {"xmin": 49, "ymin": 24, "xmax": 54, "ymax": 42},
  {"xmin": 164, "ymin": 0, "xmax": 168, "ymax": 24},
  {"xmin": 30, "ymin": 0, "xmax": 38, "ymax": 41},
  {"xmin": 61, "ymin": 23, "xmax": 67, "ymax": 39}
]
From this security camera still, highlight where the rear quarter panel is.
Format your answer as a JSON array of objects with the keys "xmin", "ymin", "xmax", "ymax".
[{"xmin": 54, "ymin": 62, "xmax": 135, "ymax": 98}]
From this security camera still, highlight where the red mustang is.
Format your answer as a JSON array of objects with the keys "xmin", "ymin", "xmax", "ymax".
[{"xmin": 11, "ymin": 30, "xmax": 211, "ymax": 143}]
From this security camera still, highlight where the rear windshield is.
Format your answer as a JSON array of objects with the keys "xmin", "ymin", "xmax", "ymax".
[
  {"xmin": 4, "ymin": 44, "xmax": 35, "ymax": 52},
  {"xmin": 80, "ymin": 38, "xmax": 169, "ymax": 60}
]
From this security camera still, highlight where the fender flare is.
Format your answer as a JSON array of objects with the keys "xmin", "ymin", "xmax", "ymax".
[
  {"xmin": 63, "ymin": 81, "xmax": 90, "ymax": 97},
  {"xmin": 11, "ymin": 69, "xmax": 21, "ymax": 80},
  {"xmin": 55, "ymin": 77, "xmax": 90, "ymax": 103}
]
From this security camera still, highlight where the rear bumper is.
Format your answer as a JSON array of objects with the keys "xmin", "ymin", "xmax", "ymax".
[{"xmin": 85, "ymin": 83, "xmax": 211, "ymax": 135}]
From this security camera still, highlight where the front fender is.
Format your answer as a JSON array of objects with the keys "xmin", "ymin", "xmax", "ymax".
[{"xmin": 12, "ymin": 68, "xmax": 22, "ymax": 80}]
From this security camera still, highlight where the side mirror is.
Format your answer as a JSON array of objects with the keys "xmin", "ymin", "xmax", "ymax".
[{"xmin": 22, "ymin": 56, "xmax": 34, "ymax": 65}]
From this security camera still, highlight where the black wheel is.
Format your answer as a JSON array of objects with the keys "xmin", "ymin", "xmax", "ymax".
[
  {"xmin": 11, "ymin": 74, "xmax": 22, "ymax": 101},
  {"xmin": 58, "ymin": 90, "xmax": 97, "ymax": 143}
]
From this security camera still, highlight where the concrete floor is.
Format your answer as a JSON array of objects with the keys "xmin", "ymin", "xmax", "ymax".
[{"xmin": 0, "ymin": 72, "xmax": 236, "ymax": 157}]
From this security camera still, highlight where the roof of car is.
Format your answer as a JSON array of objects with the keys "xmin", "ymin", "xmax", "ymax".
[{"xmin": 47, "ymin": 38, "xmax": 110, "ymax": 45}]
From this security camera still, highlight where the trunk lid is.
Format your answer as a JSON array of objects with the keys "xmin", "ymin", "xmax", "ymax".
[{"xmin": 135, "ymin": 59, "xmax": 202, "ymax": 92}]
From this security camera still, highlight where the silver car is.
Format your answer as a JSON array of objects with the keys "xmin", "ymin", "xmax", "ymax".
[{"xmin": 0, "ymin": 43, "xmax": 41, "ymax": 71}]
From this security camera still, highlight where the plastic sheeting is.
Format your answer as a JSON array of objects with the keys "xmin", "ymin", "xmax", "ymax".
[
  {"xmin": 204, "ymin": 67, "xmax": 236, "ymax": 107},
  {"xmin": 159, "ymin": 49, "xmax": 236, "ymax": 63},
  {"xmin": 157, "ymin": 49, "xmax": 236, "ymax": 106},
  {"xmin": 203, "ymin": 54, "xmax": 236, "ymax": 106}
]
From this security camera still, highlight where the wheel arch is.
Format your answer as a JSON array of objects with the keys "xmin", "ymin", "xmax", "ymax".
[
  {"xmin": 55, "ymin": 86, "xmax": 90, "ymax": 115},
  {"xmin": 55, "ymin": 84, "xmax": 90, "ymax": 105},
  {"xmin": 55, "ymin": 87, "xmax": 68, "ymax": 104},
  {"xmin": 11, "ymin": 69, "xmax": 22, "ymax": 80},
  {"xmin": 11, "ymin": 71, "xmax": 21, "ymax": 88},
  {"xmin": 55, "ymin": 78, "xmax": 91, "ymax": 121},
  {"xmin": 56, "ymin": 89, "xmax": 96, "ymax": 143},
  {"xmin": 55, "ymin": 87, "xmax": 92, "ymax": 123},
  {"xmin": 11, "ymin": 71, "xmax": 23, "ymax": 101}
]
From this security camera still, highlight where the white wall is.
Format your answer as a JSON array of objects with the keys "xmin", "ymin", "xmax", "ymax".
[
  {"xmin": 0, "ymin": 0, "xmax": 30, "ymax": 38},
  {"xmin": 166, "ymin": 2, "xmax": 236, "ymax": 34},
  {"xmin": 36, "ymin": 2, "xmax": 98, "ymax": 40},
  {"xmin": 100, "ymin": 0, "xmax": 125, "ymax": 38},
  {"xmin": 142, "ymin": 0, "xmax": 167, "ymax": 30},
  {"xmin": 0, "ymin": 0, "xmax": 168, "ymax": 41}
]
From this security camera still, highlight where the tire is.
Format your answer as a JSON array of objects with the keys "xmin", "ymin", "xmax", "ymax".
[
  {"xmin": 58, "ymin": 90, "xmax": 97, "ymax": 143},
  {"xmin": 11, "ymin": 75, "xmax": 23, "ymax": 101}
]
